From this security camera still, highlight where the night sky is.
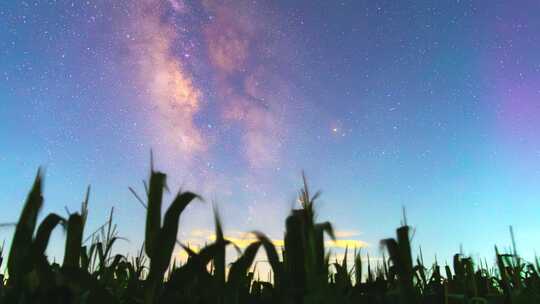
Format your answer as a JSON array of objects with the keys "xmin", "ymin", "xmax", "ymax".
[{"xmin": 2, "ymin": 1, "xmax": 540, "ymax": 264}]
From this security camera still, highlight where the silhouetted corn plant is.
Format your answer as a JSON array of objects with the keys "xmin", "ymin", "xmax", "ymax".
[
  {"xmin": 3, "ymin": 166, "xmax": 540, "ymax": 304},
  {"xmin": 142, "ymin": 169, "xmax": 199, "ymax": 303}
]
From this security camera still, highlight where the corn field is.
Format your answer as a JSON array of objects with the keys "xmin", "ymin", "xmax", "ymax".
[{"xmin": 1, "ymin": 168, "xmax": 539, "ymax": 304}]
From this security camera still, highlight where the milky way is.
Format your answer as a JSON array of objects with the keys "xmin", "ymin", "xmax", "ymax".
[
  {"xmin": 127, "ymin": 0, "xmax": 292, "ymax": 170},
  {"xmin": 2, "ymin": 1, "xmax": 540, "ymax": 265}
]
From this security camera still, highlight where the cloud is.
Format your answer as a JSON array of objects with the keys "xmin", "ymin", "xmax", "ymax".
[
  {"xmin": 334, "ymin": 230, "xmax": 363, "ymax": 238},
  {"xmin": 173, "ymin": 227, "xmax": 370, "ymax": 282},
  {"xmin": 182, "ymin": 228, "xmax": 367, "ymax": 251},
  {"xmin": 182, "ymin": 229, "xmax": 283, "ymax": 249},
  {"xmin": 326, "ymin": 239, "xmax": 369, "ymax": 249},
  {"xmin": 210, "ymin": 234, "xmax": 284, "ymax": 249},
  {"xmin": 187, "ymin": 228, "xmax": 214, "ymax": 238}
]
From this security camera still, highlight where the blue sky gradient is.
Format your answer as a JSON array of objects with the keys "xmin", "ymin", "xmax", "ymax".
[{"xmin": 2, "ymin": 0, "xmax": 540, "ymax": 265}]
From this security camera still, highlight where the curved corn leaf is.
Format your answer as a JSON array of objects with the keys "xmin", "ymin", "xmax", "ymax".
[
  {"xmin": 180, "ymin": 244, "xmax": 197, "ymax": 259},
  {"xmin": 150, "ymin": 192, "xmax": 198, "ymax": 279},
  {"xmin": 7, "ymin": 170, "xmax": 44, "ymax": 281},
  {"xmin": 32, "ymin": 213, "xmax": 65, "ymax": 258},
  {"xmin": 228, "ymin": 241, "xmax": 261, "ymax": 286},
  {"xmin": 381, "ymin": 239, "xmax": 400, "ymax": 268},
  {"xmin": 313, "ymin": 221, "xmax": 335, "ymax": 274},
  {"xmin": 253, "ymin": 231, "xmax": 282, "ymax": 288},
  {"xmin": 314, "ymin": 222, "xmax": 335, "ymax": 241},
  {"xmin": 198, "ymin": 239, "xmax": 230, "ymax": 268}
]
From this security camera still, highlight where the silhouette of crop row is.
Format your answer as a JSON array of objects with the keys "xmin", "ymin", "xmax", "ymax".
[{"xmin": 1, "ymin": 167, "xmax": 539, "ymax": 303}]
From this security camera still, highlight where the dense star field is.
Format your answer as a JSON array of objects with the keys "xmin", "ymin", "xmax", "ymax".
[{"xmin": 2, "ymin": 0, "xmax": 540, "ymax": 290}]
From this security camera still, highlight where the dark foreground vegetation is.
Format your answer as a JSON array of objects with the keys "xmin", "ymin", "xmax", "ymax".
[{"xmin": 1, "ymin": 168, "xmax": 539, "ymax": 304}]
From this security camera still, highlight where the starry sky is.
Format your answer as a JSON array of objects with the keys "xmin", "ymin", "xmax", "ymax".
[{"xmin": 2, "ymin": 0, "xmax": 540, "ymax": 265}]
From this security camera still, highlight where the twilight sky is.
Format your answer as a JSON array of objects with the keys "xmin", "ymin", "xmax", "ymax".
[{"xmin": 2, "ymin": 0, "xmax": 540, "ymax": 265}]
